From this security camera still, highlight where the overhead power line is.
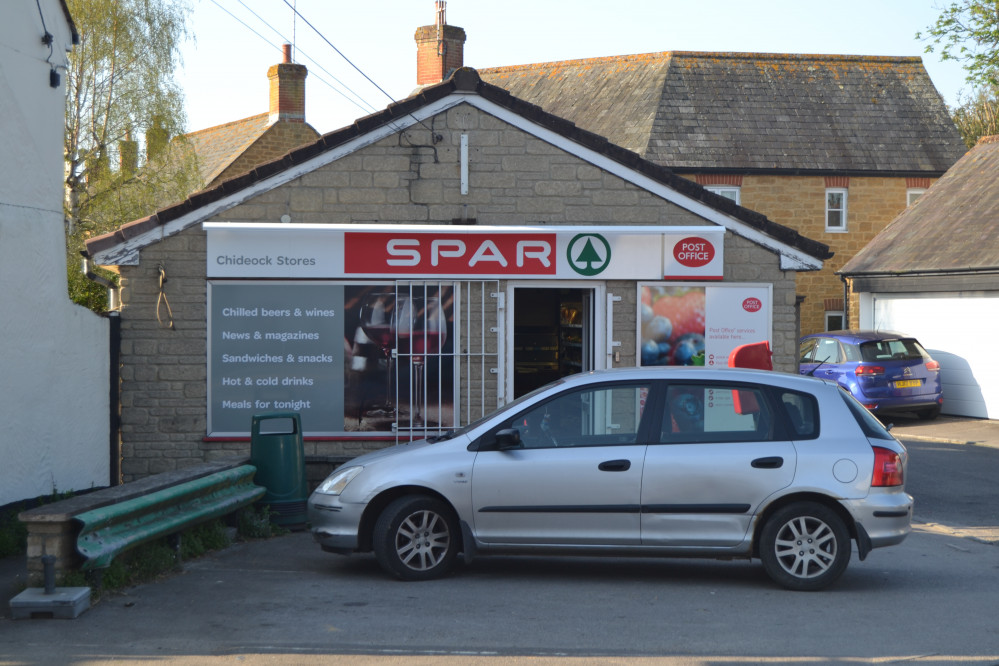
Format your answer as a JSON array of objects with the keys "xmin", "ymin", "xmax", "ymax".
[
  {"xmin": 207, "ymin": 0, "xmax": 377, "ymax": 117},
  {"xmin": 279, "ymin": 0, "xmax": 399, "ymax": 106}
]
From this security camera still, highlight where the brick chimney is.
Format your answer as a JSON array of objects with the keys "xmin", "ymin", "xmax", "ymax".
[
  {"xmin": 414, "ymin": 1, "xmax": 465, "ymax": 86},
  {"xmin": 268, "ymin": 43, "xmax": 307, "ymax": 124},
  {"xmin": 145, "ymin": 116, "xmax": 168, "ymax": 161},
  {"xmin": 119, "ymin": 130, "xmax": 138, "ymax": 176}
]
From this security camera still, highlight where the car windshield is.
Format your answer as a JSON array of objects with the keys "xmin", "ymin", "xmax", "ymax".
[
  {"xmin": 428, "ymin": 378, "xmax": 568, "ymax": 441},
  {"xmin": 858, "ymin": 338, "xmax": 928, "ymax": 362}
]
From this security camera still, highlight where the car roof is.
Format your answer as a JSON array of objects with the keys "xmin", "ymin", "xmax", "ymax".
[
  {"xmin": 560, "ymin": 366, "xmax": 827, "ymax": 391},
  {"xmin": 801, "ymin": 329, "xmax": 916, "ymax": 344}
]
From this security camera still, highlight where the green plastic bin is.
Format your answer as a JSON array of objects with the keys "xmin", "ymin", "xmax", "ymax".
[{"xmin": 249, "ymin": 412, "xmax": 308, "ymax": 529}]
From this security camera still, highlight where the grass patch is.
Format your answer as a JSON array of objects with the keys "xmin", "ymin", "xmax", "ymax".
[
  {"xmin": 84, "ymin": 519, "xmax": 234, "ymax": 594},
  {"xmin": 5, "ymin": 497, "xmax": 292, "ymax": 599},
  {"xmin": 0, "ymin": 490, "xmax": 76, "ymax": 558},
  {"xmin": 238, "ymin": 504, "xmax": 289, "ymax": 539},
  {"xmin": 87, "ymin": 506, "xmax": 289, "ymax": 595},
  {"xmin": 0, "ymin": 507, "xmax": 28, "ymax": 558}
]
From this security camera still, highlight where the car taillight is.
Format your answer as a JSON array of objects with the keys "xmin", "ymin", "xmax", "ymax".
[
  {"xmin": 872, "ymin": 447, "xmax": 903, "ymax": 487},
  {"xmin": 925, "ymin": 360, "xmax": 940, "ymax": 371},
  {"xmin": 855, "ymin": 365, "xmax": 884, "ymax": 376}
]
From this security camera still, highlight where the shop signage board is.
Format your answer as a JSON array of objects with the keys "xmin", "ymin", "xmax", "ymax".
[
  {"xmin": 638, "ymin": 282, "xmax": 772, "ymax": 369},
  {"xmin": 663, "ymin": 233, "xmax": 724, "ymax": 280},
  {"xmin": 205, "ymin": 223, "xmax": 725, "ymax": 281},
  {"xmin": 208, "ymin": 282, "xmax": 345, "ymax": 436},
  {"xmin": 208, "ymin": 281, "xmax": 455, "ymax": 438},
  {"xmin": 204, "ymin": 224, "xmax": 761, "ymax": 437}
]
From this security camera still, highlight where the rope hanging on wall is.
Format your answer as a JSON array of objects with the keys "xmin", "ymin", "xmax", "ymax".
[{"xmin": 157, "ymin": 264, "xmax": 175, "ymax": 330}]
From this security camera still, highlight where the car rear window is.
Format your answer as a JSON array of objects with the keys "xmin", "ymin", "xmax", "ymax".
[
  {"xmin": 779, "ymin": 390, "xmax": 819, "ymax": 439},
  {"xmin": 839, "ymin": 389, "xmax": 895, "ymax": 440},
  {"xmin": 858, "ymin": 338, "xmax": 929, "ymax": 362}
]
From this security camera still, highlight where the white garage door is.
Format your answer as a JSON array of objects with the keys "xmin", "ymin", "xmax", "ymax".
[{"xmin": 858, "ymin": 293, "xmax": 999, "ymax": 418}]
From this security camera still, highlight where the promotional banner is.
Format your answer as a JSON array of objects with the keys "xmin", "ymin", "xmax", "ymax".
[
  {"xmin": 638, "ymin": 283, "xmax": 772, "ymax": 368},
  {"xmin": 208, "ymin": 281, "xmax": 455, "ymax": 437}
]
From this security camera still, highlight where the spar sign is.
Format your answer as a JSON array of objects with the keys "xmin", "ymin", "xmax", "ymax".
[
  {"xmin": 340, "ymin": 229, "xmax": 664, "ymax": 279},
  {"xmin": 664, "ymin": 231, "xmax": 725, "ymax": 280},
  {"xmin": 344, "ymin": 232, "xmax": 557, "ymax": 276},
  {"xmin": 204, "ymin": 223, "xmax": 724, "ymax": 280}
]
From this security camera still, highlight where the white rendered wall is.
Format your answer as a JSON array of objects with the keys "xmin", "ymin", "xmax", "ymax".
[
  {"xmin": 858, "ymin": 292, "xmax": 999, "ymax": 419},
  {"xmin": 0, "ymin": 1, "xmax": 110, "ymax": 505}
]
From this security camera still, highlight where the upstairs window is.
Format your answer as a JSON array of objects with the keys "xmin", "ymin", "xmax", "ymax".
[
  {"xmin": 825, "ymin": 188, "xmax": 848, "ymax": 232},
  {"xmin": 907, "ymin": 188, "xmax": 926, "ymax": 206},
  {"xmin": 705, "ymin": 185, "xmax": 741, "ymax": 205}
]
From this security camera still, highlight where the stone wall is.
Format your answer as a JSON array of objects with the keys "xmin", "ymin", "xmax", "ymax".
[
  {"xmin": 114, "ymin": 102, "xmax": 798, "ymax": 480},
  {"xmin": 679, "ymin": 173, "xmax": 927, "ymax": 335}
]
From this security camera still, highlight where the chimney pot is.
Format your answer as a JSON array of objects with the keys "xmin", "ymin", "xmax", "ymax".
[
  {"xmin": 282, "ymin": 43, "xmax": 292, "ymax": 63},
  {"xmin": 415, "ymin": 1, "xmax": 465, "ymax": 86}
]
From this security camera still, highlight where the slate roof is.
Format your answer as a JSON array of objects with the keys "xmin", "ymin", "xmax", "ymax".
[
  {"xmin": 85, "ymin": 68, "xmax": 831, "ymax": 264},
  {"xmin": 839, "ymin": 135, "xmax": 999, "ymax": 275},
  {"xmin": 182, "ymin": 113, "xmax": 272, "ymax": 187},
  {"xmin": 479, "ymin": 52, "xmax": 967, "ymax": 175}
]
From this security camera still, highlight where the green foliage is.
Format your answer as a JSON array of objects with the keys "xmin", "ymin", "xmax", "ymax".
[
  {"xmin": 58, "ymin": 571, "xmax": 88, "ymax": 588},
  {"xmin": 918, "ymin": 1, "xmax": 999, "ymax": 89},
  {"xmin": 180, "ymin": 519, "xmax": 231, "ymax": 559},
  {"xmin": 94, "ymin": 519, "xmax": 232, "ymax": 593},
  {"xmin": 0, "ymin": 507, "xmax": 28, "ymax": 559},
  {"xmin": 64, "ymin": 0, "xmax": 199, "ymax": 312},
  {"xmin": 99, "ymin": 539, "xmax": 179, "ymax": 590},
  {"xmin": 238, "ymin": 505, "xmax": 288, "ymax": 539},
  {"xmin": 0, "ymin": 490, "xmax": 77, "ymax": 558}
]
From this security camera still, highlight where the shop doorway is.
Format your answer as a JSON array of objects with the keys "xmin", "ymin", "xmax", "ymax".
[{"xmin": 512, "ymin": 287, "xmax": 594, "ymax": 398}]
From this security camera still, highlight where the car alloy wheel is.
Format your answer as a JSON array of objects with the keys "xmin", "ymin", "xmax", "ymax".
[
  {"xmin": 760, "ymin": 502, "xmax": 850, "ymax": 591},
  {"xmin": 374, "ymin": 495, "xmax": 459, "ymax": 581}
]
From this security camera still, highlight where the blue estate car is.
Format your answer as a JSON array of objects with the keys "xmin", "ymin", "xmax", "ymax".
[{"xmin": 799, "ymin": 330, "xmax": 943, "ymax": 420}]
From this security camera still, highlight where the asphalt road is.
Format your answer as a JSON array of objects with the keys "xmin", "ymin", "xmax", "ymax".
[{"xmin": 2, "ymin": 422, "xmax": 998, "ymax": 665}]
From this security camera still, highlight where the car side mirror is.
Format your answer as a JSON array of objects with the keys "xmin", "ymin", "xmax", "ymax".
[{"xmin": 494, "ymin": 428, "xmax": 523, "ymax": 450}]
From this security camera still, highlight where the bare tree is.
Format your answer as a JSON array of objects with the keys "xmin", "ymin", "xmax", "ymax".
[{"xmin": 952, "ymin": 86, "xmax": 999, "ymax": 146}]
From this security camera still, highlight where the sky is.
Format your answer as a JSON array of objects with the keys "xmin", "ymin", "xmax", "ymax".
[{"xmin": 176, "ymin": 0, "xmax": 973, "ymax": 136}]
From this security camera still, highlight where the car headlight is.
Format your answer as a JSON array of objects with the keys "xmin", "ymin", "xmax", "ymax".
[{"xmin": 315, "ymin": 466, "xmax": 363, "ymax": 495}]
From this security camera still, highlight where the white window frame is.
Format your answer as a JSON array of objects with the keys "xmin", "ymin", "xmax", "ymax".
[
  {"xmin": 825, "ymin": 188, "xmax": 848, "ymax": 232},
  {"xmin": 906, "ymin": 188, "xmax": 926, "ymax": 206},
  {"xmin": 705, "ymin": 185, "xmax": 741, "ymax": 205},
  {"xmin": 824, "ymin": 310, "xmax": 844, "ymax": 332}
]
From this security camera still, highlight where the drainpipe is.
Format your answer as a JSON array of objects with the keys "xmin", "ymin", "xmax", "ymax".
[
  {"xmin": 81, "ymin": 252, "xmax": 122, "ymax": 486},
  {"xmin": 80, "ymin": 251, "xmax": 119, "ymax": 310},
  {"xmin": 840, "ymin": 274, "xmax": 850, "ymax": 330}
]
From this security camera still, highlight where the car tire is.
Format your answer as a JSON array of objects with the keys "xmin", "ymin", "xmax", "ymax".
[
  {"xmin": 373, "ymin": 495, "xmax": 459, "ymax": 581},
  {"xmin": 917, "ymin": 406, "xmax": 941, "ymax": 421},
  {"xmin": 759, "ymin": 502, "xmax": 850, "ymax": 591}
]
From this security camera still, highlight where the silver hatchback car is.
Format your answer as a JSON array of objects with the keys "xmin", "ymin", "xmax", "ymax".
[{"xmin": 308, "ymin": 367, "xmax": 912, "ymax": 591}]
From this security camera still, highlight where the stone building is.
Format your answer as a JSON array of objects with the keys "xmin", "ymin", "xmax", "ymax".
[
  {"xmin": 467, "ymin": 46, "xmax": 967, "ymax": 335},
  {"xmin": 841, "ymin": 135, "xmax": 999, "ymax": 419},
  {"xmin": 180, "ymin": 43, "xmax": 320, "ymax": 191},
  {"xmin": 86, "ymin": 68, "xmax": 830, "ymax": 481}
]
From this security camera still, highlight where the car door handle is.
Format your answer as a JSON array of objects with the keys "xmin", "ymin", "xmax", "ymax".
[
  {"xmin": 752, "ymin": 456, "xmax": 784, "ymax": 469},
  {"xmin": 598, "ymin": 459, "xmax": 631, "ymax": 472}
]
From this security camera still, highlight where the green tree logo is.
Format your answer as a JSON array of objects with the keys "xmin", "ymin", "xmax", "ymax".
[{"xmin": 567, "ymin": 234, "xmax": 611, "ymax": 276}]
